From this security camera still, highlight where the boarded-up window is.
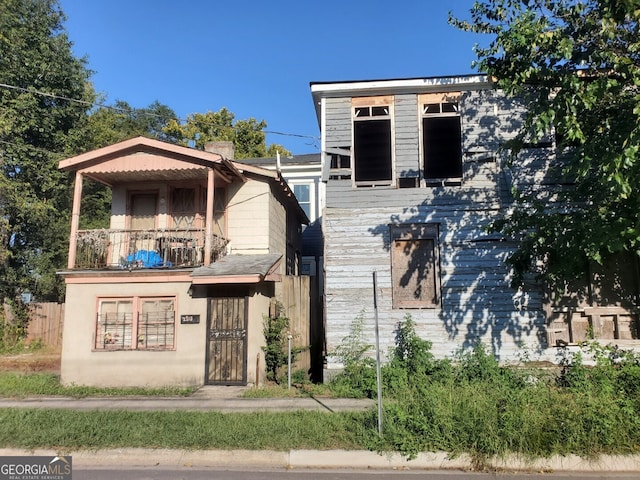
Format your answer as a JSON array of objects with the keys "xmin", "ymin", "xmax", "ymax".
[{"xmin": 390, "ymin": 224, "xmax": 440, "ymax": 308}]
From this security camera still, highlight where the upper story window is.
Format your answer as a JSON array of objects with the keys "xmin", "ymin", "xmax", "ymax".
[
  {"xmin": 421, "ymin": 93, "xmax": 463, "ymax": 181},
  {"xmin": 352, "ymin": 96, "xmax": 394, "ymax": 186},
  {"xmin": 130, "ymin": 193, "xmax": 157, "ymax": 230},
  {"xmin": 293, "ymin": 183, "xmax": 314, "ymax": 221},
  {"xmin": 171, "ymin": 187, "xmax": 197, "ymax": 229}
]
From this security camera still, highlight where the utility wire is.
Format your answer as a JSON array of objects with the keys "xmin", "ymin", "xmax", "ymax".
[{"xmin": 0, "ymin": 82, "xmax": 320, "ymax": 143}]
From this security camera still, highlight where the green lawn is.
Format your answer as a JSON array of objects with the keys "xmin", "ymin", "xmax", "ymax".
[
  {"xmin": 0, "ymin": 372, "xmax": 195, "ymax": 398},
  {"xmin": 0, "ymin": 408, "xmax": 369, "ymax": 451}
]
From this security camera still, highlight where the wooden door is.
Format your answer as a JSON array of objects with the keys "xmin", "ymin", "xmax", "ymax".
[{"xmin": 206, "ymin": 297, "xmax": 248, "ymax": 385}]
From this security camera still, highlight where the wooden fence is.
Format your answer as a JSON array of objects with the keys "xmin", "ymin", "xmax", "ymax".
[
  {"xmin": 277, "ymin": 275, "xmax": 322, "ymax": 381},
  {"xmin": 26, "ymin": 302, "xmax": 64, "ymax": 347}
]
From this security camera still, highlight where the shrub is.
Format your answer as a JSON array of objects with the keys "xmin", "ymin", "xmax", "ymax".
[
  {"xmin": 262, "ymin": 311, "xmax": 292, "ymax": 383},
  {"xmin": 328, "ymin": 311, "xmax": 377, "ymax": 398}
]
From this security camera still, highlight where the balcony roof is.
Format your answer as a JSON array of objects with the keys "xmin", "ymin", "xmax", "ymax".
[
  {"xmin": 191, "ymin": 254, "xmax": 282, "ymax": 284},
  {"xmin": 59, "ymin": 136, "xmax": 245, "ymax": 185}
]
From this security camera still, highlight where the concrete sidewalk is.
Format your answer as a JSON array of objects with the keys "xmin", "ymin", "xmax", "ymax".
[{"xmin": 0, "ymin": 385, "xmax": 374, "ymax": 412}]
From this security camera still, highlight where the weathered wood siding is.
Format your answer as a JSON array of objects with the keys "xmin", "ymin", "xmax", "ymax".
[
  {"xmin": 277, "ymin": 275, "xmax": 312, "ymax": 374},
  {"xmin": 395, "ymin": 94, "xmax": 420, "ymax": 176},
  {"xmin": 323, "ymin": 87, "xmax": 550, "ymax": 369},
  {"xmin": 324, "ymin": 98, "xmax": 351, "ymax": 150}
]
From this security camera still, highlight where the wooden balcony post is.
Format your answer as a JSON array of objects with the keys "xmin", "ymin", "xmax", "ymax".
[
  {"xmin": 67, "ymin": 171, "xmax": 83, "ymax": 269},
  {"xmin": 204, "ymin": 168, "xmax": 215, "ymax": 265}
]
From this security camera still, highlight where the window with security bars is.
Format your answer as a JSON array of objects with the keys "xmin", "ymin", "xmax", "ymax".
[
  {"xmin": 97, "ymin": 299, "xmax": 133, "ymax": 349},
  {"xmin": 138, "ymin": 299, "xmax": 175, "ymax": 349},
  {"xmin": 95, "ymin": 297, "xmax": 175, "ymax": 350}
]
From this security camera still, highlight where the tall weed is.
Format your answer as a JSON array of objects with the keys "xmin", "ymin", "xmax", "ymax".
[{"xmin": 332, "ymin": 314, "xmax": 640, "ymax": 462}]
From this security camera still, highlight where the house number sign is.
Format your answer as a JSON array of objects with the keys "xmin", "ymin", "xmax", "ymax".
[{"xmin": 180, "ymin": 314, "xmax": 200, "ymax": 324}]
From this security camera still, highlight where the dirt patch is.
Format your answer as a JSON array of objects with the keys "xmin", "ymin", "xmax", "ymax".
[{"xmin": 0, "ymin": 350, "xmax": 61, "ymax": 374}]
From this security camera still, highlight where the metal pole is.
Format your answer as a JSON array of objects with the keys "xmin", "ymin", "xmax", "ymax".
[
  {"xmin": 287, "ymin": 334, "xmax": 293, "ymax": 389},
  {"xmin": 373, "ymin": 271, "xmax": 383, "ymax": 436}
]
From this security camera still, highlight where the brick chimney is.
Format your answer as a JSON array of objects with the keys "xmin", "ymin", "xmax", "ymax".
[{"xmin": 204, "ymin": 141, "xmax": 235, "ymax": 160}]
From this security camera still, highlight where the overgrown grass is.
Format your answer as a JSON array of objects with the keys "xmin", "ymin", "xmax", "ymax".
[
  {"xmin": 328, "ymin": 314, "xmax": 640, "ymax": 462},
  {"xmin": 0, "ymin": 409, "xmax": 370, "ymax": 451},
  {"xmin": 0, "ymin": 373, "xmax": 195, "ymax": 398}
]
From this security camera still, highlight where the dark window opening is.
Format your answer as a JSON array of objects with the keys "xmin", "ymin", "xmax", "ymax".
[
  {"xmin": 398, "ymin": 177, "xmax": 419, "ymax": 188},
  {"xmin": 330, "ymin": 153, "xmax": 351, "ymax": 169},
  {"xmin": 354, "ymin": 119, "xmax": 392, "ymax": 183},
  {"xmin": 423, "ymin": 116, "xmax": 462, "ymax": 179}
]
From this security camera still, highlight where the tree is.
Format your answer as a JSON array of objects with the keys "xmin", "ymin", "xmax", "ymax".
[
  {"xmin": 451, "ymin": 0, "xmax": 640, "ymax": 290},
  {"xmin": 163, "ymin": 107, "xmax": 291, "ymax": 159},
  {"xmin": 79, "ymin": 100, "xmax": 177, "ymax": 150},
  {"xmin": 72, "ymin": 100, "xmax": 178, "ymax": 229},
  {"xmin": 0, "ymin": 0, "xmax": 94, "ymax": 303}
]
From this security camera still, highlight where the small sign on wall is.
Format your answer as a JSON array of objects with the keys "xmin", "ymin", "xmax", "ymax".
[{"xmin": 180, "ymin": 314, "xmax": 200, "ymax": 324}]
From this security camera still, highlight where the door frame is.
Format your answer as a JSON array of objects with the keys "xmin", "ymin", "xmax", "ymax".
[{"xmin": 205, "ymin": 296, "xmax": 249, "ymax": 385}]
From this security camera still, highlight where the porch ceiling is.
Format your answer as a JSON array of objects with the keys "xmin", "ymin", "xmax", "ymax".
[{"xmin": 82, "ymin": 167, "xmax": 209, "ymax": 185}]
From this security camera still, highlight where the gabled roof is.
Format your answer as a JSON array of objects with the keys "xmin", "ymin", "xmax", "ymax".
[
  {"xmin": 58, "ymin": 136, "xmax": 245, "ymax": 185},
  {"xmin": 59, "ymin": 136, "xmax": 310, "ymax": 224}
]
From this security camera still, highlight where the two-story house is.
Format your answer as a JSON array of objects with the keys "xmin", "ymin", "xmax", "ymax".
[
  {"xmin": 311, "ymin": 75, "xmax": 639, "ymax": 378},
  {"xmin": 57, "ymin": 136, "xmax": 310, "ymax": 387}
]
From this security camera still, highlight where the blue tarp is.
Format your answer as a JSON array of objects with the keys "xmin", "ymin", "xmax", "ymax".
[{"xmin": 125, "ymin": 250, "xmax": 170, "ymax": 268}]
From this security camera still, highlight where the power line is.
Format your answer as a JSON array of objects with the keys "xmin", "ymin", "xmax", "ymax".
[{"xmin": 0, "ymin": 82, "xmax": 320, "ymax": 144}]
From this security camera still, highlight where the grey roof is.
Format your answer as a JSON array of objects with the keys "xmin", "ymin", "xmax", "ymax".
[
  {"xmin": 236, "ymin": 153, "xmax": 320, "ymax": 168},
  {"xmin": 191, "ymin": 254, "xmax": 282, "ymax": 279}
]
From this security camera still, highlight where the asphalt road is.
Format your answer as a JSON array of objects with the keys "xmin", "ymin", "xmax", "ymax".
[{"xmin": 73, "ymin": 467, "xmax": 640, "ymax": 480}]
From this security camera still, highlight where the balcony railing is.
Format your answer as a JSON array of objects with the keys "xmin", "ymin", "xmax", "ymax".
[{"xmin": 73, "ymin": 228, "xmax": 228, "ymax": 270}]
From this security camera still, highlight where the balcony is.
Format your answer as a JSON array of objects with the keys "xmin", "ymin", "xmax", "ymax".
[{"xmin": 73, "ymin": 229, "xmax": 228, "ymax": 270}]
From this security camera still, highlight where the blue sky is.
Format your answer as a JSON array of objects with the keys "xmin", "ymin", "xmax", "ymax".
[{"xmin": 59, "ymin": 1, "xmax": 483, "ymax": 154}]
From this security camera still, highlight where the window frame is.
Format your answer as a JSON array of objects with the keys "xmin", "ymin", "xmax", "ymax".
[
  {"xmin": 95, "ymin": 296, "xmax": 176, "ymax": 351},
  {"xmin": 352, "ymin": 96, "xmax": 395, "ymax": 187},
  {"xmin": 290, "ymin": 181, "xmax": 315, "ymax": 222},
  {"xmin": 390, "ymin": 223, "xmax": 441, "ymax": 309},
  {"xmin": 128, "ymin": 191, "xmax": 159, "ymax": 230},
  {"xmin": 419, "ymin": 92, "xmax": 463, "ymax": 183}
]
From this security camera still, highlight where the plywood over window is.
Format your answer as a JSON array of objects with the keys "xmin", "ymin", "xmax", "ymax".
[{"xmin": 390, "ymin": 224, "xmax": 440, "ymax": 308}]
